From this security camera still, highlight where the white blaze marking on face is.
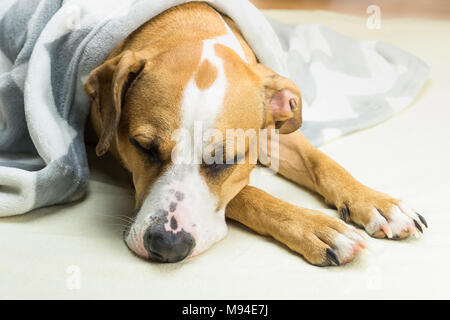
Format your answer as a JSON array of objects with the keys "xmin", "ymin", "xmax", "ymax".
[{"xmin": 127, "ymin": 15, "xmax": 248, "ymax": 257}]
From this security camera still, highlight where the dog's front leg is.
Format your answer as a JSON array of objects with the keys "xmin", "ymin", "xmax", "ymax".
[
  {"xmin": 262, "ymin": 131, "xmax": 427, "ymax": 239},
  {"xmin": 226, "ymin": 186, "xmax": 367, "ymax": 266}
]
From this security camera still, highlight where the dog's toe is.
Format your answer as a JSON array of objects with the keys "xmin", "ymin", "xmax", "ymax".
[
  {"xmin": 299, "ymin": 215, "xmax": 368, "ymax": 266},
  {"xmin": 321, "ymin": 227, "xmax": 367, "ymax": 265},
  {"xmin": 344, "ymin": 199, "xmax": 427, "ymax": 240}
]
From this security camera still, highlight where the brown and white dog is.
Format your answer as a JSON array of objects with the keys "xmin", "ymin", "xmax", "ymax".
[{"xmin": 84, "ymin": 2, "xmax": 427, "ymax": 265}]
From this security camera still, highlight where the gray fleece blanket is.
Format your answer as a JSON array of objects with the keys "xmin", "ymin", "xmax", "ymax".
[{"xmin": 0, "ymin": 0, "xmax": 429, "ymax": 216}]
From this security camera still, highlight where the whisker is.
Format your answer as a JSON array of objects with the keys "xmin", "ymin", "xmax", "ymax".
[
  {"xmin": 106, "ymin": 224, "xmax": 133, "ymax": 229},
  {"xmin": 114, "ymin": 217, "xmax": 136, "ymax": 224},
  {"xmin": 95, "ymin": 213, "xmax": 137, "ymax": 224}
]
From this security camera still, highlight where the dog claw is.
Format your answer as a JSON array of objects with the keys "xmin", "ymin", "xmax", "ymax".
[
  {"xmin": 380, "ymin": 223, "xmax": 393, "ymax": 239},
  {"xmin": 413, "ymin": 220, "xmax": 423, "ymax": 233},
  {"xmin": 326, "ymin": 248, "xmax": 340, "ymax": 266},
  {"xmin": 417, "ymin": 213, "xmax": 428, "ymax": 228},
  {"xmin": 340, "ymin": 207, "xmax": 349, "ymax": 222}
]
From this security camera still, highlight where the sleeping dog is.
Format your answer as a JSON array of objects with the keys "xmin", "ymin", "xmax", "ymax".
[{"xmin": 84, "ymin": 2, "xmax": 427, "ymax": 265}]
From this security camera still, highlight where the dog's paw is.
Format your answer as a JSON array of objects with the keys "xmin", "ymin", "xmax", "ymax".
[
  {"xmin": 284, "ymin": 210, "xmax": 368, "ymax": 266},
  {"xmin": 337, "ymin": 191, "xmax": 428, "ymax": 240}
]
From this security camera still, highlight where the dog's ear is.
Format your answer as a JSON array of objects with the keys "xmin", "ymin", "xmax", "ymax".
[
  {"xmin": 84, "ymin": 50, "xmax": 146, "ymax": 156},
  {"xmin": 253, "ymin": 64, "xmax": 302, "ymax": 134}
]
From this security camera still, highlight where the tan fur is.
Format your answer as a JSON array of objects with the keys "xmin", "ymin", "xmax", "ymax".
[
  {"xmin": 195, "ymin": 59, "xmax": 218, "ymax": 90},
  {"xmin": 84, "ymin": 2, "xmax": 422, "ymax": 266},
  {"xmin": 85, "ymin": 2, "xmax": 300, "ymax": 209},
  {"xmin": 226, "ymin": 186, "xmax": 363, "ymax": 265},
  {"xmin": 260, "ymin": 130, "xmax": 418, "ymax": 240}
]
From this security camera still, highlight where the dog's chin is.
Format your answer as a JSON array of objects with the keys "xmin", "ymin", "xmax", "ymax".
[{"xmin": 123, "ymin": 217, "xmax": 228, "ymax": 263}]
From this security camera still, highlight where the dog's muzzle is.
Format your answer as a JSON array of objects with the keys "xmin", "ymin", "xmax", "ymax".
[{"xmin": 125, "ymin": 164, "xmax": 228, "ymax": 262}]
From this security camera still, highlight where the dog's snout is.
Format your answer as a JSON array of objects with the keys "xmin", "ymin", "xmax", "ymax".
[{"xmin": 144, "ymin": 227, "xmax": 195, "ymax": 263}]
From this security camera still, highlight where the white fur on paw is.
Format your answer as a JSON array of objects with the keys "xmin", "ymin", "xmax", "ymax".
[
  {"xmin": 365, "ymin": 203, "xmax": 425, "ymax": 239},
  {"xmin": 365, "ymin": 208, "xmax": 389, "ymax": 236},
  {"xmin": 388, "ymin": 206, "xmax": 414, "ymax": 236},
  {"xmin": 331, "ymin": 231, "xmax": 367, "ymax": 264}
]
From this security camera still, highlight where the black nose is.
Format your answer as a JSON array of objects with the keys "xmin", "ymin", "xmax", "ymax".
[{"xmin": 144, "ymin": 227, "xmax": 195, "ymax": 263}]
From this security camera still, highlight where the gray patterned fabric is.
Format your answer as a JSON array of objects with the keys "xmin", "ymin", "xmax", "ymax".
[{"xmin": 0, "ymin": 0, "xmax": 429, "ymax": 216}]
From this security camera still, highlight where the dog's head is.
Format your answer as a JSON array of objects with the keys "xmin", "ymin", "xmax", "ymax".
[{"xmin": 85, "ymin": 34, "xmax": 302, "ymax": 262}]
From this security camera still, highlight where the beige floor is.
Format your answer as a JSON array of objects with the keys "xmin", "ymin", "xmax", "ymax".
[
  {"xmin": 1, "ymin": 11, "xmax": 450, "ymax": 299},
  {"xmin": 250, "ymin": 0, "xmax": 450, "ymax": 20}
]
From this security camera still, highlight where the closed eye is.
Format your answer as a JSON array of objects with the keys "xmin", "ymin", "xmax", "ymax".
[
  {"xmin": 203, "ymin": 152, "xmax": 245, "ymax": 175},
  {"xmin": 204, "ymin": 162, "xmax": 234, "ymax": 174},
  {"xmin": 130, "ymin": 138, "xmax": 162, "ymax": 163}
]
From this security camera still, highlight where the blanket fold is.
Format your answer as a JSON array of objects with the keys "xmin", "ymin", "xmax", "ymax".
[{"xmin": 0, "ymin": 0, "xmax": 429, "ymax": 216}]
